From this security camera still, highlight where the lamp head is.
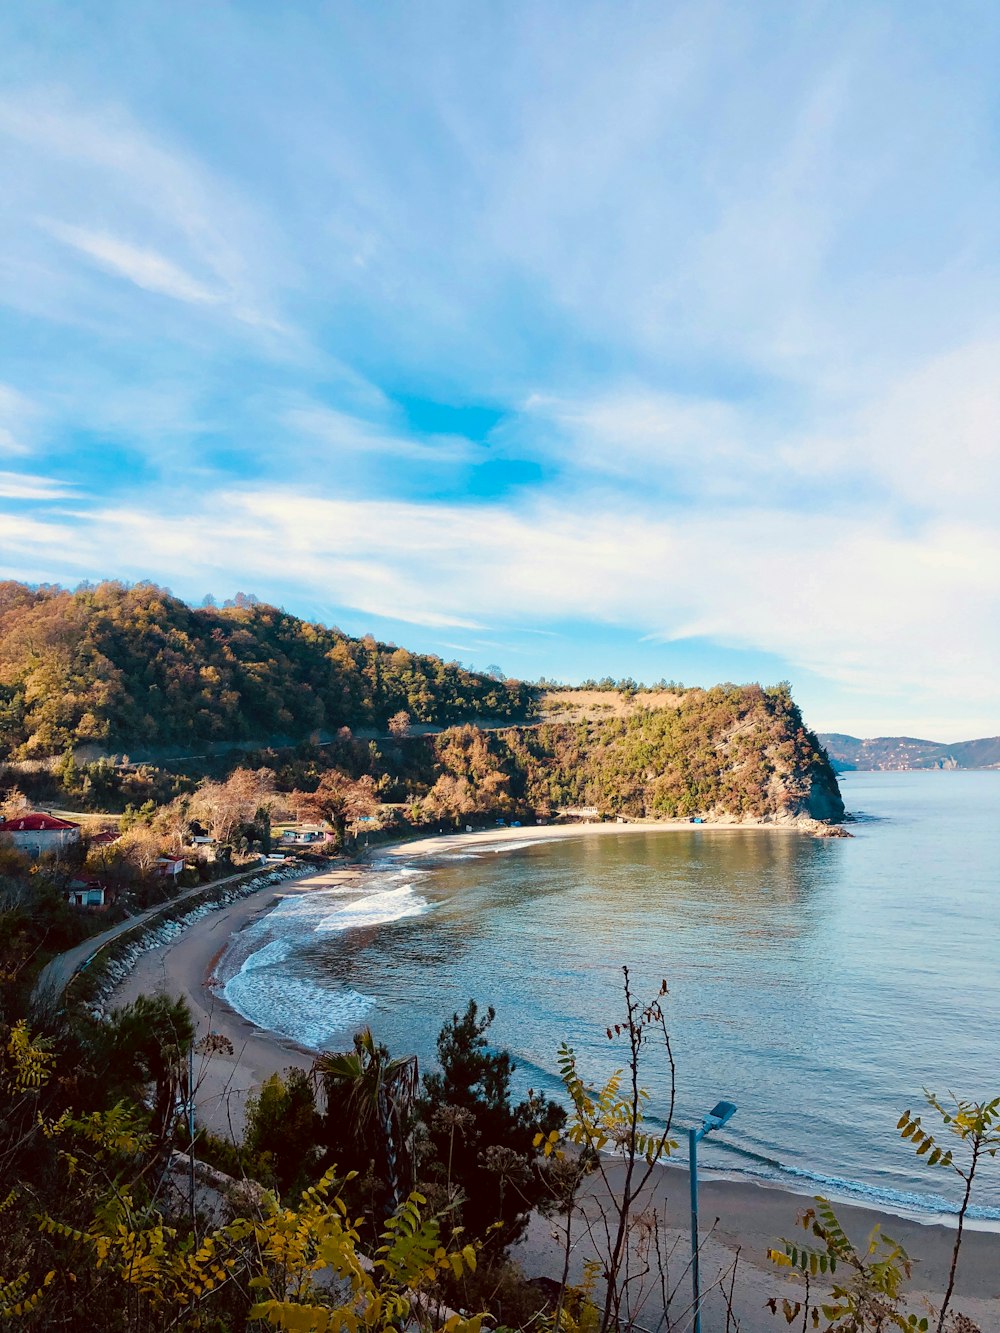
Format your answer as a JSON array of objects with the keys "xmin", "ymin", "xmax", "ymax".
[{"xmin": 703, "ymin": 1100, "xmax": 737, "ymax": 1131}]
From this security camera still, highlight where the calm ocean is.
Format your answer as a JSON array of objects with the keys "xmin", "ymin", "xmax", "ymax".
[{"xmin": 223, "ymin": 770, "xmax": 1000, "ymax": 1221}]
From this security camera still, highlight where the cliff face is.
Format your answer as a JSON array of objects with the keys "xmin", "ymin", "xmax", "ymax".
[{"xmin": 800, "ymin": 754, "xmax": 847, "ymax": 821}]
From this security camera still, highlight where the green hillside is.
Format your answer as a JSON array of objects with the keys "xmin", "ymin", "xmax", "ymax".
[
  {"xmin": 0, "ymin": 581, "xmax": 534, "ymax": 758},
  {"xmin": 0, "ymin": 582, "xmax": 843, "ymax": 825},
  {"xmin": 413, "ymin": 684, "xmax": 844, "ymax": 823}
]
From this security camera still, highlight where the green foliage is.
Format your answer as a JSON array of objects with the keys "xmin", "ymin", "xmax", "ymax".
[
  {"xmin": 2, "ymin": 1019, "xmax": 56, "ymax": 1094},
  {"xmin": 768, "ymin": 1199, "xmax": 924, "ymax": 1331},
  {"xmin": 516, "ymin": 684, "xmax": 841, "ymax": 821},
  {"xmin": 0, "ymin": 580, "xmax": 535, "ymax": 759},
  {"xmin": 86, "ymin": 994, "xmax": 195, "ymax": 1143},
  {"xmin": 768, "ymin": 1090, "xmax": 1000, "ymax": 1332},
  {"xmin": 0, "ymin": 877, "xmax": 93, "ymax": 1022},
  {"xmin": 316, "ymin": 1028, "xmax": 418, "ymax": 1215},
  {"xmin": 417, "ymin": 1001, "xmax": 565, "ymax": 1252},
  {"xmin": 542, "ymin": 971, "xmax": 679, "ymax": 1333},
  {"xmin": 0, "ymin": 1268, "xmax": 56, "ymax": 1320},
  {"xmin": 901, "ymin": 1092, "xmax": 1000, "ymax": 1333},
  {"xmin": 0, "ymin": 581, "xmax": 840, "ymax": 829},
  {"xmin": 246, "ymin": 1175, "xmax": 483, "ymax": 1333},
  {"xmin": 551, "ymin": 1042, "xmax": 677, "ymax": 1166},
  {"xmin": 0, "ymin": 1017, "xmax": 484, "ymax": 1333},
  {"xmin": 244, "ymin": 1068, "xmax": 323, "ymax": 1197},
  {"xmin": 407, "ymin": 685, "xmax": 842, "ymax": 826},
  {"xmin": 899, "ymin": 1093, "xmax": 1000, "ymax": 1169}
]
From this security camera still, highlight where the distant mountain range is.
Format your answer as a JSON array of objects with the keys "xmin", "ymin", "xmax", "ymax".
[{"xmin": 819, "ymin": 733, "xmax": 1000, "ymax": 772}]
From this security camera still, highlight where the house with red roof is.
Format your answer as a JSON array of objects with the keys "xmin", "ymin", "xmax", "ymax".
[{"xmin": 0, "ymin": 811, "xmax": 81, "ymax": 857}]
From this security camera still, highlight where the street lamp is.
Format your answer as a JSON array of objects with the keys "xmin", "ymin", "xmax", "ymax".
[{"xmin": 689, "ymin": 1099, "xmax": 737, "ymax": 1333}]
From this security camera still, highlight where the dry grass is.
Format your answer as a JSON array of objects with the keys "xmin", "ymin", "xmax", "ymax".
[{"xmin": 538, "ymin": 688, "xmax": 689, "ymax": 724}]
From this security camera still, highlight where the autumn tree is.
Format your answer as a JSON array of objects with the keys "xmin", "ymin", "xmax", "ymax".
[
  {"xmin": 0, "ymin": 787, "xmax": 31, "ymax": 820},
  {"xmin": 117, "ymin": 825, "xmax": 166, "ymax": 879},
  {"xmin": 388, "ymin": 710, "xmax": 411, "ymax": 738},
  {"xmin": 192, "ymin": 766, "xmax": 276, "ymax": 844},
  {"xmin": 0, "ymin": 579, "xmax": 535, "ymax": 759},
  {"xmin": 294, "ymin": 769, "xmax": 378, "ymax": 846},
  {"xmin": 422, "ymin": 774, "xmax": 477, "ymax": 825}
]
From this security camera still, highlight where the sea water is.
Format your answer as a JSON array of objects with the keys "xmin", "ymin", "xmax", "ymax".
[{"xmin": 222, "ymin": 770, "xmax": 1000, "ymax": 1221}]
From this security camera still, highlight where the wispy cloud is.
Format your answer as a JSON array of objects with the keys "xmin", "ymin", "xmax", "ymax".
[
  {"xmin": 287, "ymin": 406, "xmax": 472, "ymax": 465},
  {"xmin": 0, "ymin": 472, "xmax": 76, "ymax": 500},
  {"xmin": 40, "ymin": 220, "xmax": 222, "ymax": 306},
  {"xmin": 0, "ymin": 386, "xmax": 38, "ymax": 457},
  {"xmin": 2, "ymin": 478, "xmax": 994, "ymax": 723},
  {"xmin": 0, "ymin": 92, "xmax": 285, "ymax": 337}
]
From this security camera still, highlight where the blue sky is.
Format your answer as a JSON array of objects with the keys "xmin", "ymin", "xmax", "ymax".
[{"xmin": 1, "ymin": 2, "xmax": 999, "ymax": 740}]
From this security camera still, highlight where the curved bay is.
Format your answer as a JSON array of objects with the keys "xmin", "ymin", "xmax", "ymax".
[{"xmin": 230, "ymin": 771, "xmax": 1000, "ymax": 1219}]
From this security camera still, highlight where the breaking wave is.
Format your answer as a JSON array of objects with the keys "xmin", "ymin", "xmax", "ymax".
[{"xmin": 221, "ymin": 871, "xmax": 432, "ymax": 1050}]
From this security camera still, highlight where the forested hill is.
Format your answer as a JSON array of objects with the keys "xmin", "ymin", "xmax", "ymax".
[
  {"xmin": 0, "ymin": 581, "xmax": 535, "ymax": 758},
  {"xmin": 820, "ymin": 733, "xmax": 1000, "ymax": 771},
  {"xmin": 438, "ymin": 684, "xmax": 845, "ymax": 824},
  {"xmin": 0, "ymin": 581, "xmax": 843, "ymax": 824}
]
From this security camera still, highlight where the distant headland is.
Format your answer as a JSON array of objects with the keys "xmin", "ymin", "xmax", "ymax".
[{"xmin": 819, "ymin": 733, "xmax": 1000, "ymax": 772}]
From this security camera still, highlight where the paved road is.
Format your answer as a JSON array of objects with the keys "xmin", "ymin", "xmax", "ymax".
[{"xmin": 32, "ymin": 862, "xmax": 292, "ymax": 1006}]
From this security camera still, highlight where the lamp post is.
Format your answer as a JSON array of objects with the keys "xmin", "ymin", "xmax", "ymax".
[{"xmin": 688, "ymin": 1099, "xmax": 737, "ymax": 1333}]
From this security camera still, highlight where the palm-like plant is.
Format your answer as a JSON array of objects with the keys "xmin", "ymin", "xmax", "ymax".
[
  {"xmin": 97, "ymin": 994, "xmax": 195, "ymax": 1144},
  {"xmin": 313, "ymin": 1028, "xmax": 418, "ymax": 1212}
]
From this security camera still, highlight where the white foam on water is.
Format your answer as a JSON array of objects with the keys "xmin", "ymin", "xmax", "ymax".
[
  {"xmin": 224, "ymin": 964, "xmax": 374, "ymax": 1050},
  {"xmin": 312, "ymin": 882, "xmax": 430, "ymax": 933},
  {"xmin": 220, "ymin": 871, "xmax": 431, "ymax": 1049},
  {"xmin": 238, "ymin": 937, "xmax": 292, "ymax": 972}
]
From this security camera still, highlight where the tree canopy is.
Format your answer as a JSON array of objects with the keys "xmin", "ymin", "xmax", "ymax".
[{"xmin": 0, "ymin": 581, "xmax": 535, "ymax": 758}]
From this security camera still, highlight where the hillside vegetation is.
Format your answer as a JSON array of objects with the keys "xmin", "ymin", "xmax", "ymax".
[
  {"xmin": 244, "ymin": 684, "xmax": 842, "ymax": 826},
  {"xmin": 0, "ymin": 581, "xmax": 534, "ymax": 758},
  {"xmin": 0, "ymin": 581, "xmax": 842, "ymax": 825},
  {"xmin": 415, "ymin": 684, "xmax": 843, "ymax": 823}
]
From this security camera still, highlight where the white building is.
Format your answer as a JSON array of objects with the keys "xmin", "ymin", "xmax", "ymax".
[
  {"xmin": 0, "ymin": 812, "xmax": 81, "ymax": 857},
  {"xmin": 66, "ymin": 877, "xmax": 109, "ymax": 909}
]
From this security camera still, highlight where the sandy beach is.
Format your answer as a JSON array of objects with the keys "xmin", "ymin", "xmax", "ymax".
[
  {"xmin": 516, "ymin": 1159, "xmax": 1000, "ymax": 1332},
  {"xmin": 108, "ymin": 861, "xmax": 360, "ymax": 1140},
  {"xmin": 380, "ymin": 816, "xmax": 829, "ymax": 863},
  {"xmin": 106, "ymin": 824, "xmax": 1000, "ymax": 1331}
]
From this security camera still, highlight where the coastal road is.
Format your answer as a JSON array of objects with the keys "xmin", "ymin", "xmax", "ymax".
[{"xmin": 32, "ymin": 861, "xmax": 294, "ymax": 1007}]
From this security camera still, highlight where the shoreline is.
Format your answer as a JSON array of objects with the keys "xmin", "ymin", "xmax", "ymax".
[
  {"xmin": 375, "ymin": 814, "xmax": 837, "ymax": 862},
  {"xmin": 515, "ymin": 1157, "xmax": 1000, "ymax": 1331},
  {"xmin": 104, "ymin": 824, "xmax": 999, "ymax": 1322},
  {"xmin": 124, "ymin": 815, "xmax": 831, "ymax": 1116}
]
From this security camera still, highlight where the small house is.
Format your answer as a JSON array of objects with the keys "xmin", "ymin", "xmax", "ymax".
[
  {"xmin": 66, "ymin": 877, "xmax": 110, "ymax": 909},
  {"xmin": 280, "ymin": 827, "xmax": 324, "ymax": 844},
  {"xmin": 155, "ymin": 856, "xmax": 186, "ymax": 879}
]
